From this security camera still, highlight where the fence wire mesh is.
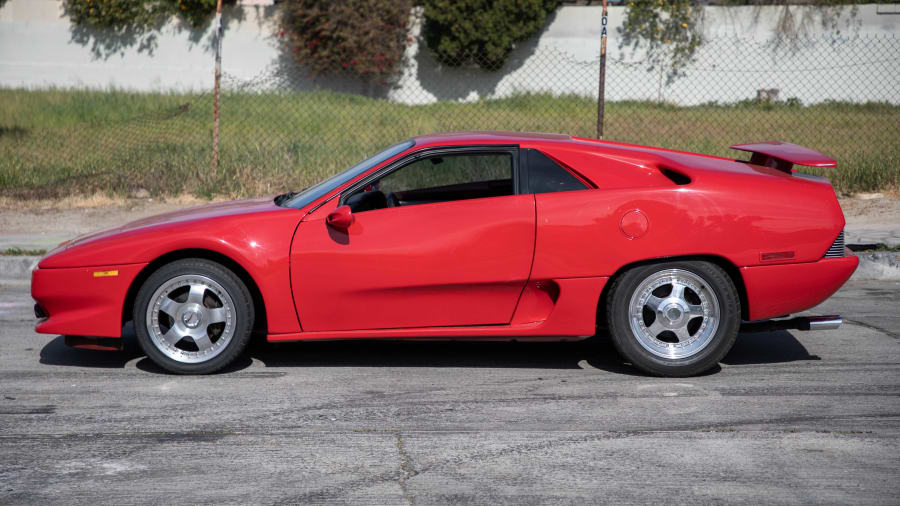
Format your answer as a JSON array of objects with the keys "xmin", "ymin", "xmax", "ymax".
[{"xmin": 1, "ymin": 35, "xmax": 898, "ymax": 198}]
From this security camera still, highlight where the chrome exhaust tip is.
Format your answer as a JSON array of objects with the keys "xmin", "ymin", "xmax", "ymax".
[{"xmin": 806, "ymin": 315, "xmax": 843, "ymax": 331}]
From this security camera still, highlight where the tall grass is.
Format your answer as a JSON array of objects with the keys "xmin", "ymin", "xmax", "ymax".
[{"xmin": 1, "ymin": 88, "xmax": 897, "ymax": 198}]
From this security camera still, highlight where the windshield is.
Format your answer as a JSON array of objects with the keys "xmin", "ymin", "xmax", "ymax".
[{"xmin": 281, "ymin": 139, "xmax": 415, "ymax": 210}]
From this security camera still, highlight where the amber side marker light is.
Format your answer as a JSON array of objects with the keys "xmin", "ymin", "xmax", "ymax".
[
  {"xmin": 760, "ymin": 251, "xmax": 795, "ymax": 262},
  {"xmin": 93, "ymin": 270, "xmax": 119, "ymax": 278}
]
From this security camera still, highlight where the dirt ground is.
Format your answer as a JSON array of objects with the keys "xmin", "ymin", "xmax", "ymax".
[
  {"xmin": 839, "ymin": 194, "xmax": 900, "ymax": 228},
  {"xmin": 0, "ymin": 193, "xmax": 898, "ymax": 251},
  {"xmin": 0, "ymin": 195, "xmax": 227, "ymax": 250}
]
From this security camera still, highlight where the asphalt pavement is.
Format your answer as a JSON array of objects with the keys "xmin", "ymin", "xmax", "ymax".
[{"xmin": 0, "ymin": 280, "xmax": 898, "ymax": 505}]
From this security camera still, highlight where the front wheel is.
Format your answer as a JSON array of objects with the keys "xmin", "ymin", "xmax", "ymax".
[
  {"xmin": 606, "ymin": 261, "xmax": 740, "ymax": 377},
  {"xmin": 133, "ymin": 258, "xmax": 254, "ymax": 374}
]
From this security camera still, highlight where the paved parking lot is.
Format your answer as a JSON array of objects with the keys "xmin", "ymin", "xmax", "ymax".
[{"xmin": 1, "ymin": 280, "xmax": 898, "ymax": 504}]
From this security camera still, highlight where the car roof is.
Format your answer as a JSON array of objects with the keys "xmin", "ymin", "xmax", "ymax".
[
  {"xmin": 412, "ymin": 131, "xmax": 572, "ymax": 146},
  {"xmin": 410, "ymin": 131, "xmax": 736, "ymax": 166}
]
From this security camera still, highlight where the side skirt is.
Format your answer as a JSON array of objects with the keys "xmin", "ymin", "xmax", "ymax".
[{"xmin": 269, "ymin": 276, "xmax": 608, "ymax": 343}]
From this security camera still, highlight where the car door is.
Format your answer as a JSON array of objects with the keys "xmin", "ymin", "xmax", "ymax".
[{"xmin": 290, "ymin": 146, "xmax": 536, "ymax": 332}]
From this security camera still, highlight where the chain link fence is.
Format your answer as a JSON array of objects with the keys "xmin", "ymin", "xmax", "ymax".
[{"xmin": 1, "ymin": 35, "xmax": 898, "ymax": 198}]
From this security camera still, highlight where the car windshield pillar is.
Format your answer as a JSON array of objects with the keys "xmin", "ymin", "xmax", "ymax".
[{"xmin": 281, "ymin": 140, "xmax": 415, "ymax": 210}]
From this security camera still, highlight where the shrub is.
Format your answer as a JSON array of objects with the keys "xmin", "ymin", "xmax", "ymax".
[
  {"xmin": 64, "ymin": 0, "xmax": 232, "ymax": 30},
  {"xmin": 64, "ymin": 0, "xmax": 167, "ymax": 29},
  {"xmin": 281, "ymin": 0, "xmax": 413, "ymax": 83},
  {"xmin": 422, "ymin": 0, "xmax": 559, "ymax": 70},
  {"xmin": 173, "ymin": 0, "xmax": 228, "ymax": 27}
]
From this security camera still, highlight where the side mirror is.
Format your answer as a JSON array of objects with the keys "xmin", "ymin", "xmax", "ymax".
[{"xmin": 326, "ymin": 205, "xmax": 354, "ymax": 229}]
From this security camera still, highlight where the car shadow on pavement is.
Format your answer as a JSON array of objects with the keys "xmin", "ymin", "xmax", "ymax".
[
  {"xmin": 38, "ymin": 333, "xmax": 258, "ymax": 374},
  {"xmin": 723, "ymin": 330, "xmax": 821, "ymax": 365},
  {"xmin": 250, "ymin": 337, "xmax": 644, "ymax": 375},
  {"xmin": 39, "ymin": 335, "xmax": 143, "ymax": 369},
  {"xmin": 38, "ymin": 329, "xmax": 819, "ymax": 374}
]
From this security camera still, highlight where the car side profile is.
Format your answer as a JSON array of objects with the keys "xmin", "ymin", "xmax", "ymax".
[{"xmin": 31, "ymin": 132, "xmax": 858, "ymax": 376}]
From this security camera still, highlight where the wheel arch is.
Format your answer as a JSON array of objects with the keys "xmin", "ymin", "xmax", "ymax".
[
  {"xmin": 121, "ymin": 248, "xmax": 267, "ymax": 335},
  {"xmin": 596, "ymin": 255, "xmax": 749, "ymax": 329}
]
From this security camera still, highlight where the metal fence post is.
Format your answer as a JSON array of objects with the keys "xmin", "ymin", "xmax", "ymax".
[
  {"xmin": 212, "ymin": 0, "xmax": 223, "ymax": 176},
  {"xmin": 597, "ymin": 0, "xmax": 608, "ymax": 140}
]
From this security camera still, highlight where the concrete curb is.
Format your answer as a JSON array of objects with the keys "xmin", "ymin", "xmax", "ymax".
[
  {"xmin": 0, "ymin": 255, "xmax": 39, "ymax": 281},
  {"xmin": 2, "ymin": 252, "xmax": 899, "ymax": 282},
  {"xmin": 850, "ymin": 252, "xmax": 900, "ymax": 281}
]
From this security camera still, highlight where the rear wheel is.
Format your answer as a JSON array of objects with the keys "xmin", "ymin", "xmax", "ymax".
[
  {"xmin": 606, "ymin": 261, "xmax": 740, "ymax": 377},
  {"xmin": 134, "ymin": 258, "xmax": 254, "ymax": 374}
]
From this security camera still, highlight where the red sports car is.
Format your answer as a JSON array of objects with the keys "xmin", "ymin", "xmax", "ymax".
[{"xmin": 32, "ymin": 132, "xmax": 857, "ymax": 376}]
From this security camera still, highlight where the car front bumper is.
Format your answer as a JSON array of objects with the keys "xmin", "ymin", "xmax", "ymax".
[{"xmin": 31, "ymin": 263, "xmax": 147, "ymax": 338}]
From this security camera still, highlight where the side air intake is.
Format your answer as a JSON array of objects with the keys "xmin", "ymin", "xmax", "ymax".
[
  {"xmin": 824, "ymin": 230, "xmax": 845, "ymax": 258},
  {"xmin": 660, "ymin": 168, "xmax": 691, "ymax": 185}
]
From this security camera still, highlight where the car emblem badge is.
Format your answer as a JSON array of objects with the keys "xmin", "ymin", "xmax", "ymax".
[{"xmin": 182, "ymin": 310, "xmax": 201, "ymax": 329}]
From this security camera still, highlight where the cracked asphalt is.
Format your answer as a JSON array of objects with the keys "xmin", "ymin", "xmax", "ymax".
[{"xmin": 1, "ymin": 280, "xmax": 898, "ymax": 504}]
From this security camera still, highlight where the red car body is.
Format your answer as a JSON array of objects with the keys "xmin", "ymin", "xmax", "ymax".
[{"xmin": 32, "ymin": 132, "xmax": 857, "ymax": 347}]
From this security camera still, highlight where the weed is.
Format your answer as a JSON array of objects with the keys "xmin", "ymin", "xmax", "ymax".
[{"xmin": 2, "ymin": 88, "xmax": 897, "ymax": 198}]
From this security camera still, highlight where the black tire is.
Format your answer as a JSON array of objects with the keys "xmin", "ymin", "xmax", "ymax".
[
  {"xmin": 133, "ymin": 258, "xmax": 254, "ymax": 374},
  {"xmin": 606, "ymin": 260, "xmax": 740, "ymax": 377}
]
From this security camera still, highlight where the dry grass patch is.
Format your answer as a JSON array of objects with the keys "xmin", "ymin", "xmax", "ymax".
[{"xmin": 2, "ymin": 88, "xmax": 897, "ymax": 199}]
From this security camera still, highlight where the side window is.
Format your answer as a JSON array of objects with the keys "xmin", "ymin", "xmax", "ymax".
[
  {"xmin": 381, "ymin": 153, "xmax": 512, "ymax": 196},
  {"xmin": 348, "ymin": 152, "xmax": 514, "ymax": 212},
  {"xmin": 526, "ymin": 148, "xmax": 588, "ymax": 194}
]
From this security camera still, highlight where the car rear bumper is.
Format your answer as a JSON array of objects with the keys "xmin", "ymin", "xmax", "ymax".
[
  {"xmin": 31, "ymin": 263, "xmax": 147, "ymax": 338},
  {"xmin": 742, "ymin": 255, "xmax": 858, "ymax": 321}
]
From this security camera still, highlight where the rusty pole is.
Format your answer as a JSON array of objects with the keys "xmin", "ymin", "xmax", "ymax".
[
  {"xmin": 597, "ymin": 0, "xmax": 608, "ymax": 140},
  {"xmin": 211, "ymin": 0, "xmax": 223, "ymax": 176}
]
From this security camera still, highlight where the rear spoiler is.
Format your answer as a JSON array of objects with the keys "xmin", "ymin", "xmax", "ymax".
[{"xmin": 731, "ymin": 141, "xmax": 836, "ymax": 174}]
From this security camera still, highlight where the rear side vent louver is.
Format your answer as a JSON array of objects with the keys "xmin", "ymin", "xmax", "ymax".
[
  {"xmin": 661, "ymin": 168, "xmax": 691, "ymax": 185},
  {"xmin": 824, "ymin": 230, "xmax": 845, "ymax": 258}
]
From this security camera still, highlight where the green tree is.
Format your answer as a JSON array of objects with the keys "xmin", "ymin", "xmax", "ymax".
[
  {"xmin": 619, "ymin": 0, "xmax": 703, "ymax": 83},
  {"xmin": 422, "ymin": 0, "xmax": 560, "ymax": 70}
]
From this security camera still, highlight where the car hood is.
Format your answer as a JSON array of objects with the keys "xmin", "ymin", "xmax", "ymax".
[
  {"xmin": 58, "ymin": 197, "xmax": 280, "ymax": 251},
  {"xmin": 37, "ymin": 196, "xmax": 297, "ymax": 270}
]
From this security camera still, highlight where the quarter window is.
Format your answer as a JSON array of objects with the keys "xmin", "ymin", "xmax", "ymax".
[{"xmin": 526, "ymin": 148, "xmax": 588, "ymax": 194}]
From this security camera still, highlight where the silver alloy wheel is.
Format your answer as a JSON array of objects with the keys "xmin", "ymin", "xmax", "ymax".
[
  {"xmin": 145, "ymin": 274, "xmax": 236, "ymax": 364},
  {"xmin": 628, "ymin": 268, "xmax": 720, "ymax": 360}
]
